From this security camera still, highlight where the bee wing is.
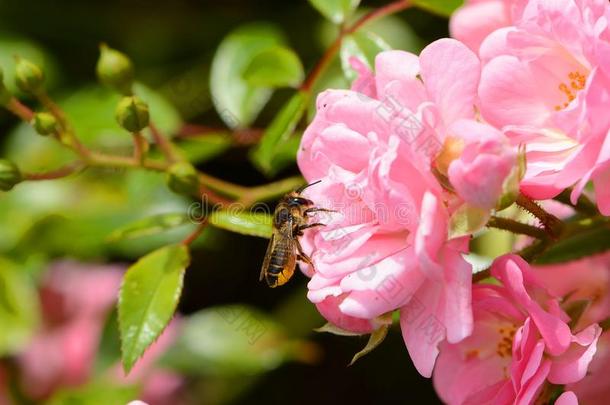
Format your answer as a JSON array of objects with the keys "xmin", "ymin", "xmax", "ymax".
[
  {"xmin": 277, "ymin": 221, "xmax": 297, "ymax": 273},
  {"xmin": 260, "ymin": 233, "xmax": 276, "ymax": 281}
]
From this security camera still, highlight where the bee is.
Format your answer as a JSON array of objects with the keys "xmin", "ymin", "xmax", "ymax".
[{"xmin": 260, "ymin": 180, "xmax": 333, "ymax": 288}]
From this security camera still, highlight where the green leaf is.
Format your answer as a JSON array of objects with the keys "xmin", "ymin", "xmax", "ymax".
[
  {"xmin": 0, "ymin": 257, "xmax": 39, "ymax": 356},
  {"xmin": 318, "ymin": 10, "xmax": 422, "ymax": 54},
  {"xmin": 243, "ymin": 46, "xmax": 304, "ymax": 88},
  {"xmin": 209, "ymin": 210, "xmax": 272, "ymax": 238},
  {"xmin": 210, "ymin": 23, "xmax": 286, "ymax": 129},
  {"xmin": 340, "ymin": 31, "xmax": 391, "ymax": 82},
  {"xmin": 314, "ymin": 322, "xmax": 363, "ymax": 337},
  {"xmin": 268, "ymin": 134, "xmax": 303, "ymax": 174},
  {"xmin": 119, "ymin": 244, "xmax": 190, "ymax": 374},
  {"xmin": 412, "ymin": 0, "xmax": 463, "ymax": 17},
  {"xmin": 107, "ymin": 213, "xmax": 191, "ymax": 242},
  {"xmin": 535, "ymin": 225, "xmax": 610, "ymax": 264},
  {"xmin": 308, "ymin": 0, "xmax": 361, "ymax": 24},
  {"xmin": 349, "ymin": 324, "xmax": 389, "ymax": 366},
  {"xmin": 46, "ymin": 382, "xmax": 138, "ymax": 405},
  {"xmin": 162, "ymin": 305, "xmax": 296, "ymax": 376},
  {"xmin": 250, "ymin": 90, "xmax": 309, "ymax": 175},
  {"xmin": 449, "ymin": 204, "xmax": 490, "ymax": 239}
]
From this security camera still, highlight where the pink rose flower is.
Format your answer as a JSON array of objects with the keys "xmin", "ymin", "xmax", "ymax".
[
  {"xmin": 533, "ymin": 253, "xmax": 610, "ymax": 404},
  {"xmin": 446, "ymin": 119, "xmax": 519, "ymax": 210},
  {"xmin": 477, "ymin": 0, "xmax": 610, "ymax": 213},
  {"xmin": 297, "ymin": 38, "xmax": 481, "ymax": 377},
  {"xmin": 433, "ymin": 255, "xmax": 601, "ymax": 404}
]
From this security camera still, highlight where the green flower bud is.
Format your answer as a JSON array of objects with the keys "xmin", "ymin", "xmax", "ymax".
[
  {"xmin": 0, "ymin": 68, "xmax": 11, "ymax": 105},
  {"xmin": 0, "ymin": 159, "xmax": 22, "ymax": 191},
  {"xmin": 32, "ymin": 112, "xmax": 58, "ymax": 136},
  {"xmin": 166, "ymin": 162, "xmax": 200, "ymax": 196},
  {"xmin": 115, "ymin": 96, "xmax": 149, "ymax": 132},
  {"xmin": 15, "ymin": 57, "xmax": 45, "ymax": 94},
  {"xmin": 97, "ymin": 44, "xmax": 134, "ymax": 95}
]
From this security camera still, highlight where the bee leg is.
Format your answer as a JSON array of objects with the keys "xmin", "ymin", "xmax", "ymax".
[
  {"xmin": 304, "ymin": 207, "xmax": 337, "ymax": 217},
  {"xmin": 297, "ymin": 222, "xmax": 325, "ymax": 232},
  {"xmin": 296, "ymin": 239, "xmax": 315, "ymax": 271}
]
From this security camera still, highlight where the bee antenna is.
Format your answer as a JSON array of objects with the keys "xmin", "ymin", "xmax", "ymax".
[{"xmin": 296, "ymin": 180, "xmax": 322, "ymax": 194}]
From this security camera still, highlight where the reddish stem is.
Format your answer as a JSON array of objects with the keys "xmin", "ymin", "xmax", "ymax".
[
  {"xmin": 182, "ymin": 220, "xmax": 208, "ymax": 246},
  {"xmin": 5, "ymin": 98, "xmax": 34, "ymax": 122},
  {"xmin": 23, "ymin": 161, "xmax": 86, "ymax": 181},
  {"xmin": 150, "ymin": 122, "xmax": 179, "ymax": 163},
  {"xmin": 300, "ymin": 0, "xmax": 412, "ymax": 92}
]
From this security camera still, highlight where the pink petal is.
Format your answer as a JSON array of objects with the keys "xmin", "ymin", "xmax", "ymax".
[
  {"xmin": 593, "ymin": 162, "xmax": 610, "ymax": 215},
  {"xmin": 479, "ymin": 55, "xmax": 557, "ymax": 128},
  {"xmin": 414, "ymin": 192, "xmax": 447, "ymax": 282},
  {"xmin": 549, "ymin": 324, "xmax": 602, "ymax": 385},
  {"xmin": 374, "ymin": 50, "xmax": 426, "ymax": 113},
  {"xmin": 349, "ymin": 56, "xmax": 377, "ymax": 98},
  {"xmin": 399, "ymin": 282, "xmax": 445, "ymax": 378},
  {"xmin": 316, "ymin": 295, "xmax": 375, "ymax": 334},
  {"xmin": 441, "ymin": 246, "xmax": 474, "ymax": 343},
  {"xmin": 492, "ymin": 255, "xmax": 572, "ymax": 355},
  {"xmin": 450, "ymin": 0, "xmax": 511, "ymax": 53},
  {"xmin": 419, "ymin": 38, "xmax": 481, "ymax": 126},
  {"xmin": 555, "ymin": 391, "xmax": 579, "ymax": 405}
]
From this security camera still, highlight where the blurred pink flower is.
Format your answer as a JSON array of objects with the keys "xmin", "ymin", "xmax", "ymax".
[
  {"xmin": 297, "ymin": 38, "xmax": 480, "ymax": 377},
  {"xmin": 17, "ymin": 261, "xmax": 183, "ymax": 403},
  {"xmin": 18, "ymin": 261, "xmax": 123, "ymax": 399},
  {"xmin": 433, "ymin": 255, "xmax": 601, "ymax": 404},
  {"xmin": 477, "ymin": 0, "xmax": 610, "ymax": 213},
  {"xmin": 0, "ymin": 366, "xmax": 11, "ymax": 405},
  {"xmin": 109, "ymin": 318, "xmax": 183, "ymax": 405}
]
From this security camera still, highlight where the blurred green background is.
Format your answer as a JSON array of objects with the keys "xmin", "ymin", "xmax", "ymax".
[{"xmin": 0, "ymin": 1, "xmax": 453, "ymax": 403}]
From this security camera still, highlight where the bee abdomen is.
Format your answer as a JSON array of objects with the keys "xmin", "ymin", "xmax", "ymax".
[{"xmin": 268, "ymin": 250, "xmax": 288, "ymax": 274}]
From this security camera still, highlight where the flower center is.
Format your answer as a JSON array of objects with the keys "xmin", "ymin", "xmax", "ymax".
[
  {"xmin": 496, "ymin": 325, "xmax": 517, "ymax": 358},
  {"xmin": 554, "ymin": 71, "xmax": 587, "ymax": 111}
]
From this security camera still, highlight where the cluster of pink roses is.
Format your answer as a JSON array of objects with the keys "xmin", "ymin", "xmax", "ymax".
[{"xmin": 296, "ymin": 0, "xmax": 610, "ymax": 403}]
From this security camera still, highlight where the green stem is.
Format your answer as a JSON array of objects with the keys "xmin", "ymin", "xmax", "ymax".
[
  {"xmin": 487, "ymin": 216, "xmax": 548, "ymax": 240},
  {"xmin": 516, "ymin": 194, "xmax": 563, "ymax": 238},
  {"xmin": 239, "ymin": 176, "xmax": 305, "ymax": 206},
  {"xmin": 149, "ymin": 122, "xmax": 180, "ymax": 163},
  {"xmin": 181, "ymin": 219, "xmax": 208, "ymax": 246},
  {"xmin": 36, "ymin": 91, "xmax": 91, "ymax": 159},
  {"xmin": 87, "ymin": 151, "xmax": 300, "ymax": 205},
  {"xmin": 131, "ymin": 132, "xmax": 148, "ymax": 164},
  {"xmin": 22, "ymin": 160, "xmax": 86, "ymax": 181},
  {"xmin": 472, "ymin": 269, "xmax": 491, "ymax": 283},
  {"xmin": 36, "ymin": 91, "xmax": 68, "ymax": 130}
]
